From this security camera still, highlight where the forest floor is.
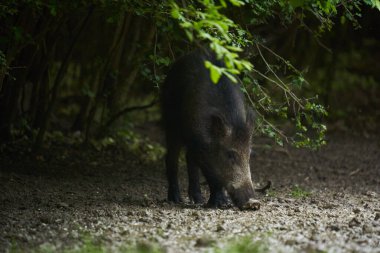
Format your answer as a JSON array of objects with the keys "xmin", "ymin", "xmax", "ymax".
[{"xmin": 0, "ymin": 128, "xmax": 380, "ymax": 253}]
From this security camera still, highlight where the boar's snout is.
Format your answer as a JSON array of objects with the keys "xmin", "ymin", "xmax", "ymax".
[{"xmin": 228, "ymin": 181, "xmax": 260, "ymax": 210}]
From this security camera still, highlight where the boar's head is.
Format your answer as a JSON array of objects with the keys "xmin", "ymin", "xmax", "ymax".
[{"xmin": 200, "ymin": 108, "xmax": 257, "ymax": 209}]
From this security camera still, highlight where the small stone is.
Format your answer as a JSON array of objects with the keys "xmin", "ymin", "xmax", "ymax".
[
  {"xmin": 353, "ymin": 208, "xmax": 360, "ymax": 214},
  {"xmin": 285, "ymin": 239, "xmax": 297, "ymax": 246},
  {"xmin": 136, "ymin": 241, "xmax": 155, "ymax": 252},
  {"xmin": 349, "ymin": 217, "xmax": 360, "ymax": 228},
  {"xmin": 363, "ymin": 225, "xmax": 373, "ymax": 234},
  {"xmin": 286, "ymin": 211, "xmax": 294, "ymax": 216},
  {"xmin": 57, "ymin": 202, "xmax": 69, "ymax": 208},
  {"xmin": 375, "ymin": 213, "xmax": 380, "ymax": 221},
  {"xmin": 267, "ymin": 202, "xmax": 280, "ymax": 208},
  {"xmin": 322, "ymin": 203, "xmax": 338, "ymax": 209},
  {"xmin": 192, "ymin": 211, "xmax": 201, "ymax": 218},
  {"xmin": 39, "ymin": 216, "xmax": 51, "ymax": 224},
  {"xmin": 364, "ymin": 191, "xmax": 377, "ymax": 197},
  {"xmin": 216, "ymin": 224, "xmax": 225, "ymax": 232},
  {"xmin": 195, "ymin": 237, "xmax": 215, "ymax": 247},
  {"xmin": 310, "ymin": 198, "xmax": 319, "ymax": 205},
  {"xmin": 139, "ymin": 217, "xmax": 150, "ymax": 223},
  {"xmin": 328, "ymin": 225, "xmax": 340, "ymax": 231},
  {"xmin": 55, "ymin": 219, "xmax": 63, "ymax": 224},
  {"xmin": 283, "ymin": 198, "xmax": 295, "ymax": 203}
]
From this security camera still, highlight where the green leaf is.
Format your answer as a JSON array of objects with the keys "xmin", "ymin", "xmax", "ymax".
[
  {"xmin": 171, "ymin": 8, "xmax": 180, "ymax": 19},
  {"xmin": 240, "ymin": 60, "xmax": 253, "ymax": 71},
  {"xmin": 224, "ymin": 71, "xmax": 238, "ymax": 83},
  {"xmin": 205, "ymin": 60, "xmax": 222, "ymax": 84},
  {"xmin": 369, "ymin": 0, "xmax": 380, "ymax": 10},
  {"xmin": 229, "ymin": 0, "xmax": 244, "ymax": 6},
  {"xmin": 170, "ymin": 3, "xmax": 180, "ymax": 18},
  {"xmin": 185, "ymin": 30, "xmax": 193, "ymax": 41},
  {"xmin": 225, "ymin": 45, "xmax": 243, "ymax": 52},
  {"xmin": 289, "ymin": 0, "xmax": 306, "ymax": 8}
]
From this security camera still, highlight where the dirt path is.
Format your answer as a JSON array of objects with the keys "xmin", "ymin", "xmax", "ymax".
[{"xmin": 1, "ymin": 133, "xmax": 379, "ymax": 252}]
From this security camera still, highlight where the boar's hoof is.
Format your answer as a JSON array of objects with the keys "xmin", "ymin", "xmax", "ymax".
[
  {"xmin": 207, "ymin": 191, "xmax": 232, "ymax": 209},
  {"xmin": 241, "ymin": 198, "xmax": 260, "ymax": 211},
  {"xmin": 190, "ymin": 194, "xmax": 204, "ymax": 205},
  {"xmin": 206, "ymin": 199, "xmax": 231, "ymax": 209},
  {"xmin": 168, "ymin": 192, "xmax": 183, "ymax": 204}
]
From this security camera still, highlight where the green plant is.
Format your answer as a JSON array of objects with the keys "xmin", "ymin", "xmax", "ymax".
[
  {"xmin": 0, "ymin": 0, "xmax": 379, "ymax": 147},
  {"xmin": 266, "ymin": 189, "xmax": 277, "ymax": 198},
  {"xmin": 10, "ymin": 238, "xmax": 164, "ymax": 253},
  {"xmin": 290, "ymin": 185, "xmax": 311, "ymax": 198},
  {"xmin": 213, "ymin": 237, "xmax": 268, "ymax": 253},
  {"xmin": 116, "ymin": 129, "xmax": 165, "ymax": 162},
  {"xmin": 168, "ymin": 0, "xmax": 380, "ymax": 149}
]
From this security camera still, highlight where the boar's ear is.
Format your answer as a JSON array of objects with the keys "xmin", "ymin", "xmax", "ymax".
[
  {"xmin": 209, "ymin": 112, "xmax": 232, "ymax": 140},
  {"xmin": 246, "ymin": 108, "xmax": 255, "ymax": 135}
]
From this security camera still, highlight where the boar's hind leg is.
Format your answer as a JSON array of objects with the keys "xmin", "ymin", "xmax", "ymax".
[
  {"xmin": 186, "ymin": 150, "xmax": 204, "ymax": 204},
  {"xmin": 165, "ymin": 138, "xmax": 183, "ymax": 203}
]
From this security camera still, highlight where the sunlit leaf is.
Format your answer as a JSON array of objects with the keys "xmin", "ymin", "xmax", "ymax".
[{"xmin": 205, "ymin": 60, "xmax": 222, "ymax": 83}]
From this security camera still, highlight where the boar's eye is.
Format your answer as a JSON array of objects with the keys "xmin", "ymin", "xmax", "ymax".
[{"xmin": 226, "ymin": 150, "xmax": 238, "ymax": 163}]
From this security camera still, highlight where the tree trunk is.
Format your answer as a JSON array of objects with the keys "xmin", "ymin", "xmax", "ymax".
[
  {"xmin": 106, "ymin": 13, "xmax": 133, "ymax": 114},
  {"xmin": 121, "ymin": 22, "xmax": 156, "ymax": 101},
  {"xmin": 34, "ymin": 5, "xmax": 94, "ymax": 148},
  {"xmin": 83, "ymin": 12, "xmax": 133, "ymax": 143}
]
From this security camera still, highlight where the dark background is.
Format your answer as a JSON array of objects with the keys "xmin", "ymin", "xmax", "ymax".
[{"xmin": 0, "ymin": 1, "xmax": 379, "ymax": 148}]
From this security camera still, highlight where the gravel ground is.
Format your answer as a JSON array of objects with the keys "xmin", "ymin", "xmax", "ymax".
[{"xmin": 0, "ymin": 132, "xmax": 379, "ymax": 252}]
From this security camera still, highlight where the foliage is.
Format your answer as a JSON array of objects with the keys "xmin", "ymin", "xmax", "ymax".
[
  {"xmin": 266, "ymin": 189, "xmax": 277, "ymax": 198},
  {"xmin": 58, "ymin": 129, "xmax": 165, "ymax": 162},
  {"xmin": 214, "ymin": 237, "xmax": 268, "ymax": 253},
  {"xmin": 0, "ymin": 0, "xmax": 378, "ymax": 149},
  {"xmin": 10, "ymin": 236, "xmax": 269, "ymax": 253},
  {"xmin": 171, "ymin": 0, "xmax": 253, "ymax": 84},
  {"xmin": 10, "ymin": 239, "xmax": 164, "ymax": 253},
  {"xmin": 168, "ymin": 0, "xmax": 379, "ymax": 149},
  {"xmin": 114, "ymin": 129, "xmax": 165, "ymax": 162},
  {"xmin": 290, "ymin": 185, "xmax": 311, "ymax": 198}
]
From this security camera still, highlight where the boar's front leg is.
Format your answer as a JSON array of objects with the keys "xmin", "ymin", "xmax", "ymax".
[
  {"xmin": 203, "ymin": 175, "xmax": 230, "ymax": 208},
  {"xmin": 207, "ymin": 184, "xmax": 230, "ymax": 208},
  {"xmin": 166, "ymin": 137, "xmax": 183, "ymax": 203},
  {"xmin": 186, "ymin": 150, "xmax": 204, "ymax": 204}
]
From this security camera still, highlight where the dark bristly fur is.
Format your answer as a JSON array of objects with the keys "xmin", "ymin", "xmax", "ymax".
[{"xmin": 161, "ymin": 50, "xmax": 257, "ymax": 209}]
